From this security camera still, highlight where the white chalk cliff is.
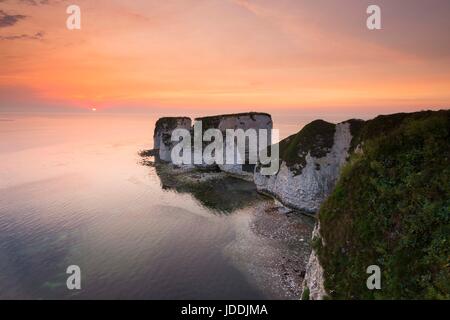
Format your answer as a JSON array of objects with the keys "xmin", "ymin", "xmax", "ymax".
[
  {"xmin": 255, "ymin": 121, "xmax": 353, "ymax": 213},
  {"xmin": 301, "ymin": 223, "xmax": 326, "ymax": 300},
  {"xmin": 153, "ymin": 112, "xmax": 272, "ymax": 178},
  {"xmin": 153, "ymin": 117, "xmax": 192, "ymax": 162},
  {"xmin": 195, "ymin": 113, "xmax": 272, "ymax": 178}
]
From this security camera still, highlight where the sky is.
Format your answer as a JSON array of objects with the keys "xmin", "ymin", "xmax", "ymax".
[{"xmin": 0, "ymin": 0, "xmax": 449, "ymax": 117}]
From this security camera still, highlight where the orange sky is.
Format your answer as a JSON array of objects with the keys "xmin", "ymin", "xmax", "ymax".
[{"xmin": 1, "ymin": 0, "xmax": 449, "ymax": 115}]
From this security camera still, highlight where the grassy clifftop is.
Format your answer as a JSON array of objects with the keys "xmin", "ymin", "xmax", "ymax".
[
  {"xmin": 315, "ymin": 110, "xmax": 450, "ymax": 299},
  {"xmin": 195, "ymin": 112, "xmax": 272, "ymax": 131},
  {"xmin": 278, "ymin": 120, "xmax": 336, "ymax": 175}
]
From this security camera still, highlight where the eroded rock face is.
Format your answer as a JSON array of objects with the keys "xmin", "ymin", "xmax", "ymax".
[
  {"xmin": 153, "ymin": 117, "xmax": 192, "ymax": 162},
  {"xmin": 153, "ymin": 113, "xmax": 273, "ymax": 178},
  {"xmin": 255, "ymin": 121, "xmax": 353, "ymax": 213},
  {"xmin": 301, "ymin": 223, "xmax": 326, "ymax": 300},
  {"xmin": 195, "ymin": 112, "xmax": 273, "ymax": 179}
]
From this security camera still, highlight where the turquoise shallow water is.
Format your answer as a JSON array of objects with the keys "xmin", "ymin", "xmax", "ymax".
[{"xmin": 0, "ymin": 113, "xmax": 282, "ymax": 299}]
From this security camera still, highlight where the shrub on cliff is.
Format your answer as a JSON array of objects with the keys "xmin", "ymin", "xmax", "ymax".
[
  {"xmin": 279, "ymin": 120, "xmax": 336, "ymax": 175},
  {"xmin": 316, "ymin": 110, "xmax": 450, "ymax": 299}
]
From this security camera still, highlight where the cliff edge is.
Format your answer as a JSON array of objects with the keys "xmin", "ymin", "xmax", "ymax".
[
  {"xmin": 254, "ymin": 119, "xmax": 363, "ymax": 213},
  {"xmin": 302, "ymin": 109, "xmax": 450, "ymax": 299}
]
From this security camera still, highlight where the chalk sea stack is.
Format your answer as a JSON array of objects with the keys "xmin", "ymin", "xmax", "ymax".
[
  {"xmin": 152, "ymin": 112, "xmax": 273, "ymax": 178},
  {"xmin": 153, "ymin": 117, "xmax": 192, "ymax": 162}
]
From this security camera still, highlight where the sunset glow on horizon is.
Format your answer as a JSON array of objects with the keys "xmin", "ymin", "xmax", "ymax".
[{"xmin": 1, "ymin": 0, "xmax": 449, "ymax": 115}]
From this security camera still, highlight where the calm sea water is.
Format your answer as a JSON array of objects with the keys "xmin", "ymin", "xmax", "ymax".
[{"xmin": 0, "ymin": 112, "xmax": 316, "ymax": 300}]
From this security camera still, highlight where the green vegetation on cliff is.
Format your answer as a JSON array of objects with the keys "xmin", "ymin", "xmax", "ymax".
[
  {"xmin": 315, "ymin": 110, "xmax": 450, "ymax": 299},
  {"xmin": 195, "ymin": 112, "xmax": 272, "ymax": 131},
  {"xmin": 279, "ymin": 120, "xmax": 336, "ymax": 175}
]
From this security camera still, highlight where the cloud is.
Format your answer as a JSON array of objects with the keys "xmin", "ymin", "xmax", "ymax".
[
  {"xmin": 0, "ymin": 9, "xmax": 27, "ymax": 27},
  {"xmin": 0, "ymin": 31, "xmax": 44, "ymax": 40},
  {"xmin": 3, "ymin": 0, "xmax": 49, "ymax": 5},
  {"xmin": 20, "ymin": 0, "xmax": 49, "ymax": 4},
  {"xmin": 231, "ymin": 0, "xmax": 264, "ymax": 15},
  {"xmin": 0, "ymin": 0, "xmax": 64, "ymax": 5}
]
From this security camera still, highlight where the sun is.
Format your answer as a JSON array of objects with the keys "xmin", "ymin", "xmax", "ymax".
[{"xmin": 91, "ymin": 107, "xmax": 97, "ymax": 112}]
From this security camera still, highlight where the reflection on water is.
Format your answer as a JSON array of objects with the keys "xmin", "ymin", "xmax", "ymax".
[
  {"xmin": 0, "ymin": 113, "xmax": 312, "ymax": 300},
  {"xmin": 151, "ymin": 161, "xmax": 264, "ymax": 214}
]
